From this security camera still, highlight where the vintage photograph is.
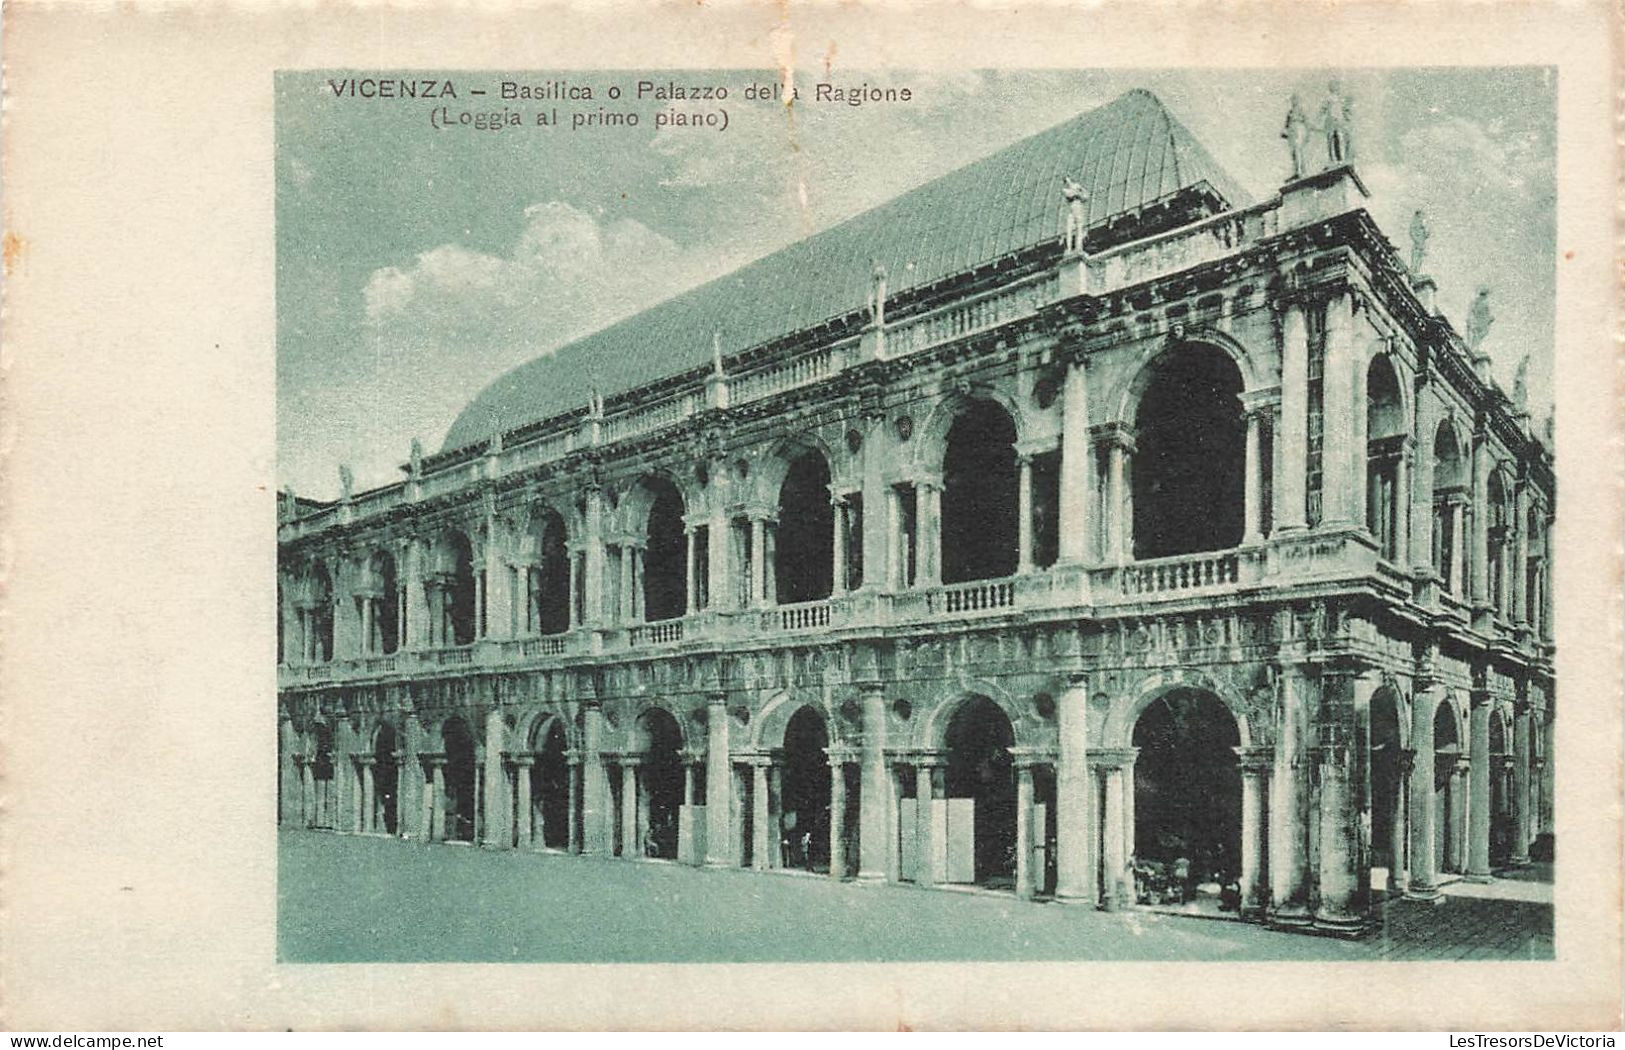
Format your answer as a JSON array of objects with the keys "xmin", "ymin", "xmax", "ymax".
[{"xmin": 272, "ymin": 67, "xmax": 1558, "ymax": 964}]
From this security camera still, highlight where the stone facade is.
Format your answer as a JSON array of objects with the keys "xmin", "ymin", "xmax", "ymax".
[{"xmin": 278, "ymin": 93, "xmax": 1554, "ymax": 936}]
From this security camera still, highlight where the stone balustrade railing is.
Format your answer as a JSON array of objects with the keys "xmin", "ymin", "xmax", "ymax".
[
  {"xmin": 1120, "ymin": 551, "xmax": 1241, "ymax": 596},
  {"xmin": 927, "ymin": 577, "xmax": 1017, "ymax": 615},
  {"xmin": 889, "ymin": 273, "xmax": 1057, "ymax": 360},
  {"xmin": 629, "ymin": 620, "xmax": 685, "ymax": 647},
  {"xmin": 732, "ymin": 347, "xmax": 839, "ymax": 406}
]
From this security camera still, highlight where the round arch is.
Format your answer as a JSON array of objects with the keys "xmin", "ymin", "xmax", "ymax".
[
  {"xmin": 909, "ymin": 383, "xmax": 1030, "ymax": 473},
  {"xmin": 752, "ymin": 692, "xmax": 840, "ymax": 750},
  {"xmin": 914, "ymin": 680, "xmax": 1030, "ymax": 752},
  {"xmin": 1106, "ymin": 330, "xmax": 1262, "ymax": 425},
  {"xmin": 628, "ymin": 705, "xmax": 685, "ymax": 859},
  {"xmin": 1130, "ymin": 687, "xmax": 1243, "ymax": 901},
  {"xmin": 938, "ymin": 399, "xmax": 1021, "ymax": 584},
  {"xmin": 775, "ymin": 446, "xmax": 836, "ymax": 605},
  {"xmin": 1103, "ymin": 670, "xmax": 1253, "ymax": 752},
  {"xmin": 621, "ymin": 474, "xmax": 688, "ymax": 622}
]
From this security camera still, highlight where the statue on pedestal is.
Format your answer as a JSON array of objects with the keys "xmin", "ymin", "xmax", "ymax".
[
  {"xmin": 1465, "ymin": 286, "xmax": 1495, "ymax": 351},
  {"xmin": 408, "ymin": 437, "xmax": 423, "ymax": 479},
  {"xmin": 711, "ymin": 331, "xmax": 725, "ymax": 376},
  {"xmin": 1061, "ymin": 176, "xmax": 1090, "ymax": 252},
  {"xmin": 867, "ymin": 261, "xmax": 888, "ymax": 326},
  {"xmin": 338, "ymin": 464, "xmax": 354, "ymax": 503},
  {"xmin": 1409, "ymin": 210, "xmax": 1430, "ymax": 274},
  {"xmin": 1513, "ymin": 354, "xmax": 1530, "ymax": 410},
  {"xmin": 1321, "ymin": 81, "xmax": 1355, "ymax": 165},
  {"xmin": 1282, "ymin": 93, "xmax": 1311, "ymax": 180}
]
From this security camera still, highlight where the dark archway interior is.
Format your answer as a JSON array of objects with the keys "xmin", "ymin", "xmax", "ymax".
[
  {"xmin": 644, "ymin": 479, "xmax": 687, "ymax": 622},
  {"xmin": 1369, "ymin": 689, "xmax": 1403, "ymax": 875},
  {"xmin": 637, "ymin": 708, "xmax": 685, "ymax": 858},
  {"xmin": 374, "ymin": 724, "xmax": 399, "ymax": 835},
  {"xmin": 442, "ymin": 717, "xmax": 477, "ymax": 842},
  {"xmin": 1133, "ymin": 344, "xmax": 1245, "ymax": 559},
  {"xmin": 776, "ymin": 451, "xmax": 834, "ymax": 604},
  {"xmin": 312, "ymin": 722, "xmax": 336, "ymax": 828},
  {"xmin": 942, "ymin": 401, "xmax": 1019, "ymax": 584},
  {"xmin": 944, "ymin": 696, "xmax": 1016, "ymax": 884},
  {"xmin": 444, "ymin": 532, "xmax": 477, "ymax": 646},
  {"xmin": 534, "ymin": 720, "xmax": 570, "ymax": 849},
  {"xmin": 781, "ymin": 706, "xmax": 831, "ymax": 871},
  {"xmin": 312, "ymin": 563, "xmax": 335, "ymax": 662},
  {"xmin": 372, "ymin": 553, "xmax": 399, "ymax": 654},
  {"xmin": 533, "ymin": 511, "xmax": 571, "ymax": 635},
  {"xmin": 1132, "ymin": 689, "xmax": 1241, "ymax": 888},
  {"xmin": 1489, "ymin": 716, "xmax": 1511, "ymax": 865}
]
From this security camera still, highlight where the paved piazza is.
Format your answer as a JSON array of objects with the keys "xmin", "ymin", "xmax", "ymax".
[{"xmin": 278, "ymin": 831, "xmax": 1552, "ymax": 963}]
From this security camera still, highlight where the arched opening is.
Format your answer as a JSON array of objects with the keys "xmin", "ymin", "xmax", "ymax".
[
  {"xmin": 780, "ymin": 706, "xmax": 831, "ymax": 872},
  {"xmin": 1131, "ymin": 689, "xmax": 1241, "ymax": 907},
  {"xmin": 1132, "ymin": 343, "xmax": 1245, "ymax": 559},
  {"xmin": 526, "ymin": 510, "xmax": 571, "ymax": 636},
  {"xmin": 531, "ymin": 719, "xmax": 570, "ymax": 849},
  {"xmin": 441, "ymin": 717, "xmax": 478, "ymax": 842},
  {"xmin": 1487, "ymin": 469, "xmax": 1512, "ymax": 617},
  {"xmin": 1432, "ymin": 423, "xmax": 1466, "ymax": 594},
  {"xmin": 1489, "ymin": 714, "xmax": 1512, "ymax": 867},
  {"xmin": 776, "ymin": 451, "xmax": 834, "ymax": 604},
  {"xmin": 1366, "ymin": 356, "xmax": 1406, "ymax": 561},
  {"xmin": 310, "ymin": 721, "xmax": 337, "ymax": 828},
  {"xmin": 1433, "ymin": 703, "xmax": 1462, "ymax": 874},
  {"xmin": 373, "ymin": 724, "xmax": 400, "ymax": 835},
  {"xmin": 630, "ymin": 708, "xmax": 684, "ymax": 858},
  {"xmin": 433, "ymin": 531, "xmax": 477, "ymax": 646},
  {"xmin": 364, "ymin": 551, "xmax": 399, "ymax": 655},
  {"xmin": 641, "ymin": 478, "xmax": 687, "ymax": 622},
  {"xmin": 1368, "ymin": 687, "xmax": 1406, "ymax": 896},
  {"xmin": 941, "ymin": 401, "xmax": 1019, "ymax": 584},
  {"xmin": 1526, "ymin": 506, "xmax": 1547, "ymax": 635},
  {"xmin": 309, "ymin": 562, "xmax": 335, "ymax": 663},
  {"xmin": 943, "ymin": 696, "xmax": 1016, "ymax": 887}
]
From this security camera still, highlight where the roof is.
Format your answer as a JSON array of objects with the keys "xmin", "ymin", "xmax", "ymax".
[{"xmin": 442, "ymin": 88, "xmax": 1249, "ymax": 452}]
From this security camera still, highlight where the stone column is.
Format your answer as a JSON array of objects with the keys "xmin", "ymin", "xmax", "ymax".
[
  {"xmin": 684, "ymin": 528, "xmax": 698, "ymax": 614},
  {"xmin": 885, "ymin": 763, "xmax": 905, "ymax": 883},
  {"xmin": 1058, "ymin": 355, "xmax": 1092, "ymax": 564},
  {"xmin": 580, "ymin": 705, "xmax": 609, "ymax": 855},
  {"xmin": 566, "ymin": 754, "xmax": 581, "ymax": 852},
  {"xmin": 1393, "ymin": 442, "xmax": 1412, "ymax": 563},
  {"xmin": 360, "ymin": 758, "xmax": 376, "ymax": 833},
  {"xmin": 582, "ymin": 487, "xmax": 605, "ymax": 626},
  {"xmin": 1406, "ymin": 679, "xmax": 1441, "ymax": 899},
  {"xmin": 620, "ymin": 759, "xmax": 640, "ymax": 858},
  {"xmin": 293, "ymin": 756, "xmax": 310, "ymax": 827},
  {"xmin": 566, "ymin": 552, "xmax": 581, "ymax": 629},
  {"xmin": 918, "ymin": 480, "xmax": 942, "ymax": 587},
  {"xmin": 1242, "ymin": 407, "xmax": 1264, "ymax": 543},
  {"xmin": 1269, "ymin": 666, "xmax": 1311, "ymax": 924},
  {"xmin": 705, "ymin": 694, "xmax": 733, "ymax": 866},
  {"xmin": 482, "ymin": 709, "xmax": 508, "ymax": 848},
  {"xmin": 1099, "ymin": 763, "xmax": 1126, "ymax": 910},
  {"xmin": 857, "ymin": 683, "xmax": 891, "ymax": 881},
  {"xmin": 1451, "ymin": 758, "xmax": 1470, "ymax": 873},
  {"xmin": 513, "ymin": 755, "xmax": 534, "ymax": 849},
  {"xmin": 430, "ymin": 758, "xmax": 448, "ymax": 841},
  {"xmin": 1448, "ymin": 499, "xmax": 1467, "ymax": 596},
  {"xmin": 1321, "ymin": 290, "xmax": 1360, "ymax": 525},
  {"xmin": 1410, "ymin": 382, "xmax": 1438, "ymax": 575},
  {"xmin": 751, "ymin": 759, "xmax": 771, "ymax": 871},
  {"xmin": 750, "ymin": 517, "xmax": 767, "ymax": 607},
  {"xmin": 828, "ymin": 754, "xmax": 848, "ymax": 879},
  {"xmin": 677, "ymin": 759, "xmax": 697, "ymax": 864},
  {"xmin": 1016, "ymin": 454, "xmax": 1034, "ymax": 573},
  {"xmin": 1275, "ymin": 298, "xmax": 1309, "ymax": 532},
  {"xmin": 631, "ymin": 545, "xmax": 645, "ymax": 621},
  {"xmin": 618, "ymin": 544, "xmax": 634, "ymax": 623},
  {"xmin": 1471, "ymin": 436, "xmax": 1491, "ymax": 608},
  {"xmin": 1513, "ymin": 485, "xmax": 1531, "ymax": 624},
  {"xmin": 708, "ymin": 500, "xmax": 732, "ymax": 612},
  {"xmin": 1512, "ymin": 704, "xmax": 1532, "ymax": 865},
  {"xmin": 1054, "ymin": 673, "xmax": 1094, "ymax": 904},
  {"xmin": 831, "ymin": 497, "xmax": 848, "ymax": 595},
  {"xmin": 1236, "ymin": 747, "xmax": 1272, "ymax": 919},
  {"xmin": 1014, "ymin": 761, "xmax": 1036, "ymax": 901},
  {"xmin": 1314, "ymin": 670, "xmax": 1366, "ymax": 934},
  {"xmin": 914, "ymin": 756, "xmax": 939, "ymax": 886},
  {"xmin": 1468, "ymin": 694, "xmax": 1493, "ymax": 880}
]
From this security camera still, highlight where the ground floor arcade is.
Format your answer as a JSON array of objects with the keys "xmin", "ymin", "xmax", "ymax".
[{"xmin": 280, "ymin": 650, "xmax": 1553, "ymax": 935}]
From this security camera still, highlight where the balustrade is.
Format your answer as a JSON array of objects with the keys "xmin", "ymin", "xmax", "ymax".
[
  {"xmin": 629, "ymin": 620, "xmax": 684, "ymax": 647},
  {"xmin": 1120, "ymin": 552, "xmax": 1240, "ymax": 596}
]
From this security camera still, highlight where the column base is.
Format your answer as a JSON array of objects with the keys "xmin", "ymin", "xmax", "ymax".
[
  {"xmin": 1403, "ymin": 884, "xmax": 1444, "ymax": 903},
  {"xmin": 1268, "ymin": 903, "xmax": 1313, "ymax": 927},
  {"xmin": 1239, "ymin": 901, "xmax": 1269, "ymax": 922},
  {"xmin": 1311, "ymin": 914, "xmax": 1372, "ymax": 939},
  {"xmin": 1466, "ymin": 870, "xmax": 1495, "ymax": 884},
  {"xmin": 1510, "ymin": 852, "xmax": 1531, "ymax": 867},
  {"xmin": 1052, "ymin": 891, "xmax": 1097, "ymax": 907},
  {"xmin": 854, "ymin": 871, "xmax": 887, "ymax": 884}
]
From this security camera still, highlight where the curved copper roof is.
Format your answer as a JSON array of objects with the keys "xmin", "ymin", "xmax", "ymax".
[{"xmin": 443, "ymin": 88, "xmax": 1247, "ymax": 452}]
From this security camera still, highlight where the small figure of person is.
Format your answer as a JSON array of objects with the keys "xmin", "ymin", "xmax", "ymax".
[
  {"xmin": 1282, "ymin": 93, "xmax": 1311, "ymax": 179},
  {"xmin": 1061, "ymin": 175, "xmax": 1089, "ymax": 252}
]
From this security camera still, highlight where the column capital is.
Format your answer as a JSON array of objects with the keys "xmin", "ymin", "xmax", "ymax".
[
  {"xmin": 504, "ymin": 751, "xmax": 536, "ymax": 767},
  {"xmin": 1009, "ymin": 746, "xmax": 1059, "ymax": 769},
  {"xmin": 853, "ymin": 678, "xmax": 886, "ymax": 696},
  {"xmin": 352, "ymin": 753, "xmax": 378, "ymax": 768},
  {"xmin": 1090, "ymin": 420, "xmax": 1137, "ymax": 453},
  {"xmin": 1239, "ymin": 386, "xmax": 1282, "ymax": 415},
  {"xmin": 825, "ymin": 745, "xmax": 860, "ymax": 765},
  {"xmin": 418, "ymin": 752, "xmax": 448, "ymax": 770},
  {"xmin": 1089, "ymin": 746, "xmax": 1137, "ymax": 769},
  {"xmin": 1234, "ymin": 745, "xmax": 1274, "ymax": 773}
]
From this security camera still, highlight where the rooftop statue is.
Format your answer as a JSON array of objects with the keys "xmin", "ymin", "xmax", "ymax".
[
  {"xmin": 1409, "ymin": 209, "xmax": 1430, "ymax": 275},
  {"xmin": 1513, "ymin": 354, "xmax": 1530, "ymax": 410},
  {"xmin": 588, "ymin": 387, "xmax": 605, "ymax": 418},
  {"xmin": 1281, "ymin": 93, "xmax": 1311, "ymax": 180},
  {"xmin": 867, "ymin": 261, "xmax": 888, "ymax": 326},
  {"xmin": 711, "ymin": 331, "xmax": 725, "ymax": 376},
  {"xmin": 1321, "ymin": 81, "xmax": 1355, "ymax": 165},
  {"xmin": 1061, "ymin": 175, "xmax": 1090, "ymax": 252},
  {"xmin": 1465, "ymin": 286, "xmax": 1495, "ymax": 352},
  {"xmin": 409, "ymin": 437, "xmax": 423, "ymax": 479},
  {"xmin": 338, "ymin": 464, "xmax": 354, "ymax": 503}
]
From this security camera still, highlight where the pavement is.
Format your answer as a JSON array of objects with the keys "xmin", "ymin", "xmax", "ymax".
[{"xmin": 277, "ymin": 829, "xmax": 1553, "ymax": 964}]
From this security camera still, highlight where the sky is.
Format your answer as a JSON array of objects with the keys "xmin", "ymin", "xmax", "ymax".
[{"xmin": 277, "ymin": 67, "xmax": 1556, "ymax": 500}]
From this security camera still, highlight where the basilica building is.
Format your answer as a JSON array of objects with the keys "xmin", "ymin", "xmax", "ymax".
[{"xmin": 278, "ymin": 88, "xmax": 1554, "ymax": 934}]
